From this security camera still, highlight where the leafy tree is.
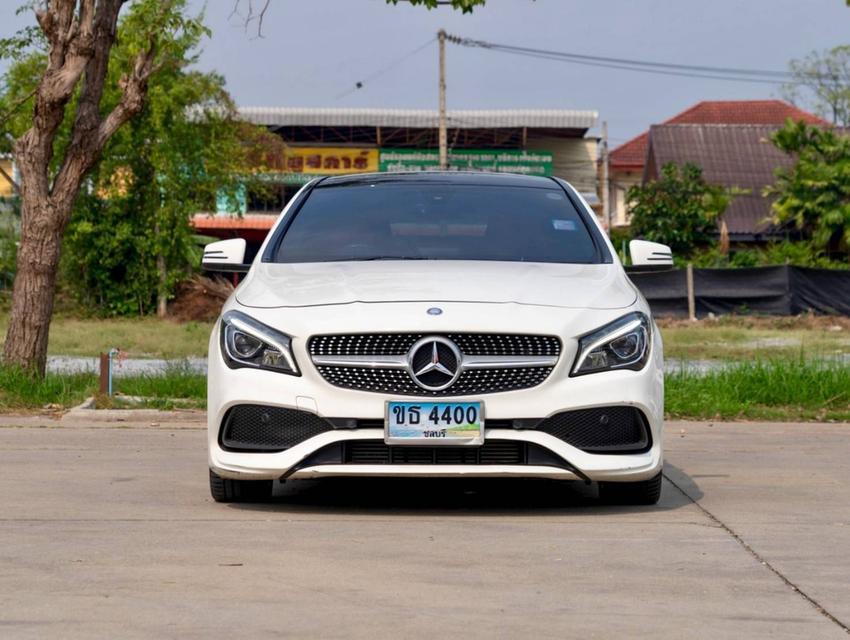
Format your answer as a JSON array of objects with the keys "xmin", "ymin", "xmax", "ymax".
[
  {"xmin": 783, "ymin": 46, "xmax": 850, "ymax": 126},
  {"xmin": 1, "ymin": 12, "xmax": 279, "ymax": 317},
  {"xmin": 0, "ymin": 0, "xmax": 208, "ymax": 376},
  {"xmin": 768, "ymin": 120, "xmax": 850, "ymax": 251},
  {"xmin": 627, "ymin": 163, "xmax": 731, "ymax": 256},
  {"xmin": 62, "ymin": 72, "xmax": 252, "ymax": 316}
]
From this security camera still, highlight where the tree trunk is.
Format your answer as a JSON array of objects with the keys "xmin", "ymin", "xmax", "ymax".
[
  {"xmin": 1, "ymin": 1, "xmax": 163, "ymax": 376},
  {"xmin": 2, "ymin": 196, "xmax": 67, "ymax": 376}
]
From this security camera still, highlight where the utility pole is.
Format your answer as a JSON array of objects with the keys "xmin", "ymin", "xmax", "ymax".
[
  {"xmin": 601, "ymin": 120, "xmax": 611, "ymax": 231},
  {"xmin": 438, "ymin": 29, "xmax": 448, "ymax": 170}
]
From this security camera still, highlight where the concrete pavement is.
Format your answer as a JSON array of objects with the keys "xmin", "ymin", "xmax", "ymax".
[{"xmin": 0, "ymin": 419, "xmax": 848, "ymax": 639}]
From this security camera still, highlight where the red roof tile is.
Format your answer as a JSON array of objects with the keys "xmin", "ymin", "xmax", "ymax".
[{"xmin": 610, "ymin": 100, "xmax": 827, "ymax": 169}]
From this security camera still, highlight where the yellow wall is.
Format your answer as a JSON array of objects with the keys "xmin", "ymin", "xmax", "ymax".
[{"xmin": 0, "ymin": 159, "xmax": 14, "ymax": 198}]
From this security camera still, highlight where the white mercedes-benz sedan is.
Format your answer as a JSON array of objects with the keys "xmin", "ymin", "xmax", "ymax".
[{"xmin": 202, "ymin": 172, "xmax": 671, "ymax": 504}]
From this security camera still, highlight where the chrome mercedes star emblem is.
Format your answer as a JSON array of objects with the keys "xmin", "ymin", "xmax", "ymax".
[{"xmin": 406, "ymin": 336, "xmax": 463, "ymax": 391}]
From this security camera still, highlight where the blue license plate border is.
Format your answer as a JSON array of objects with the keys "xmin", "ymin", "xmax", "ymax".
[{"xmin": 384, "ymin": 400, "xmax": 485, "ymax": 446}]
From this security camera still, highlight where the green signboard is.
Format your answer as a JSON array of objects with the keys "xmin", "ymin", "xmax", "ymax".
[{"xmin": 379, "ymin": 149, "xmax": 553, "ymax": 176}]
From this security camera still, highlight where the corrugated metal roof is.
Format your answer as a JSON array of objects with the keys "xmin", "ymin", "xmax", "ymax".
[
  {"xmin": 611, "ymin": 100, "xmax": 827, "ymax": 170},
  {"xmin": 645, "ymin": 124, "xmax": 797, "ymax": 235},
  {"xmin": 239, "ymin": 107, "xmax": 598, "ymax": 130}
]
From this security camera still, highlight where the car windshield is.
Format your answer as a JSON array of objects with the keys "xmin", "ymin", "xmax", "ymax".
[{"xmin": 272, "ymin": 181, "xmax": 603, "ymax": 264}]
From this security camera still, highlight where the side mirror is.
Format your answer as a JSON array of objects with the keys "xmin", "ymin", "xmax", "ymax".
[
  {"xmin": 201, "ymin": 238, "xmax": 250, "ymax": 273},
  {"xmin": 628, "ymin": 240, "xmax": 674, "ymax": 271}
]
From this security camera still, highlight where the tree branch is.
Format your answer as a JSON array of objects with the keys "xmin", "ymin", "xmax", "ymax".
[
  {"xmin": 16, "ymin": 0, "xmax": 102, "ymax": 199},
  {"xmin": 51, "ymin": 0, "xmax": 171, "ymax": 206},
  {"xmin": 97, "ymin": 45, "xmax": 157, "ymax": 145},
  {"xmin": 231, "ymin": 0, "xmax": 272, "ymax": 37}
]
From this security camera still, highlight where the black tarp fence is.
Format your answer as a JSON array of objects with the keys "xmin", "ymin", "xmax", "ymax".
[{"xmin": 629, "ymin": 266, "xmax": 850, "ymax": 317}]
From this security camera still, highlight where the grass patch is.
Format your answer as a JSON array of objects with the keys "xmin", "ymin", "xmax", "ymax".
[
  {"xmin": 2, "ymin": 309, "xmax": 848, "ymax": 363},
  {"xmin": 658, "ymin": 315, "xmax": 850, "ymax": 361},
  {"xmin": 0, "ymin": 365, "xmax": 206, "ymax": 411},
  {"xmin": 116, "ymin": 366, "xmax": 206, "ymax": 400},
  {"xmin": 666, "ymin": 358, "xmax": 850, "ymax": 421},
  {"xmin": 0, "ymin": 312, "xmax": 213, "ymax": 359},
  {"xmin": 2, "ymin": 351, "xmax": 849, "ymax": 421},
  {"xmin": 0, "ymin": 366, "xmax": 96, "ymax": 410}
]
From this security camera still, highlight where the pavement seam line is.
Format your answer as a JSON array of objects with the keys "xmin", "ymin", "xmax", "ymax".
[{"xmin": 662, "ymin": 471, "xmax": 850, "ymax": 635}]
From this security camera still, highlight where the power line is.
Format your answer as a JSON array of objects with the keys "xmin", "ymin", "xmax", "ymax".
[
  {"xmin": 445, "ymin": 34, "xmax": 801, "ymax": 86},
  {"xmin": 335, "ymin": 37, "xmax": 436, "ymax": 100}
]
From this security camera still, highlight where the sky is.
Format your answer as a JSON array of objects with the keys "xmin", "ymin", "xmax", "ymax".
[{"xmin": 1, "ymin": 0, "xmax": 849, "ymax": 146}]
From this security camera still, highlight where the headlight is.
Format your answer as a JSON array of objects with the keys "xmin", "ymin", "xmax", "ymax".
[
  {"xmin": 220, "ymin": 310, "xmax": 300, "ymax": 376},
  {"xmin": 571, "ymin": 312, "xmax": 651, "ymax": 376}
]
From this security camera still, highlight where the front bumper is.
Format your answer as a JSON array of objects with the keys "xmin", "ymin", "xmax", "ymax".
[{"xmin": 207, "ymin": 304, "xmax": 664, "ymax": 483}]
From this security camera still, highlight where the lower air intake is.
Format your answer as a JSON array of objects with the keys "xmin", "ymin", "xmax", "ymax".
[
  {"xmin": 220, "ymin": 404, "xmax": 333, "ymax": 452},
  {"xmin": 535, "ymin": 407, "xmax": 650, "ymax": 453}
]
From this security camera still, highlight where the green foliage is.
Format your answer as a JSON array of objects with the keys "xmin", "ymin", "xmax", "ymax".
[
  {"xmin": 0, "ymin": 364, "xmax": 94, "ymax": 410},
  {"xmin": 386, "ymin": 0, "xmax": 487, "ymax": 12},
  {"xmin": 783, "ymin": 45, "xmax": 850, "ymax": 125},
  {"xmin": 666, "ymin": 358, "xmax": 850, "ymax": 422},
  {"xmin": 607, "ymin": 226, "xmax": 632, "ymax": 263},
  {"xmin": 0, "ymin": 363, "xmax": 205, "ymax": 410},
  {"xmin": 687, "ymin": 240, "xmax": 848, "ymax": 269},
  {"xmin": 41, "ymin": 3, "xmax": 253, "ymax": 316},
  {"xmin": 0, "ymin": 205, "xmax": 20, "ymax": 290},
  {"xmin": 116, "ymin": 364, "xmax": 206, "ymax": 406},
  {"xmin": 0, "ymin": 52, "xmax": 47, "ymax": 155},
  {"xmin": 0, "ymin": 3, "xmax": 43, "ymax": 62},
  {"xmin": 768, "ymin": 120, "xmax": 850, "ymax": 251},
  {"xmin": 627, "ymin": 162, "xmax": 731, "ymax": 256},
  {"xmin": 0, "ymin": 1, "xmax": 256, "ymax": 316}
]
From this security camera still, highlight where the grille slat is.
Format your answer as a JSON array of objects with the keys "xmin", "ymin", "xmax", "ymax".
[
  {"xmin": 344, "ymin": 440, "xmax": 529, "ymax": 465},
  {"xmin": 310, "ymin": 333, "xmax": 560, "ymax": 396}
]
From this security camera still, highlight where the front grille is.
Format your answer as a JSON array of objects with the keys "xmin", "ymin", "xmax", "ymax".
[
  {"xmin": 309, "ymin": 333, "xmax": 560, "ymax": 396},
  {"xmin": 535, "ymin": 407, "xmax": 650, "ymax": 453},
  {"xmin": 309, "ymin": 333, "xmax": 561, "ymax": 357},
  {"xmin": 220, "ymin": 405, "xmax": 333, "ymax": 452},
  {"xmin": 315, "ymin": 365, "xmax": 554, "ymax": 396},
  {"xmin": 344, "ymin": 440, "xmax": 547, "ymax": 465},
  {"xmin": 346, "ymin": 440, "xmax": 525, "ymax": 464}
]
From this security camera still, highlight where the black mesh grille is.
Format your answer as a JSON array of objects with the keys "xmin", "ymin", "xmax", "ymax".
[
  {"xmin": 535, "ymin": 407, "xmax": 650, "ymax": 453},
  {"xmin": 310, "ymin": 333, "xmax": 560, "ymax": 396},
  {"xmin": 220, "ymin": 405, "xmax": 333, "ymax": 452},
  {"xmin": 344, "ymin": 440, "xmax": 528, "ymax": 465},
  {"xmin": 315, "ymin": 365, "xmax": 553, "ymax": 396},
  {"xmin": 309, "ymin": 333, "xmax": 561, "ymax": 357}
]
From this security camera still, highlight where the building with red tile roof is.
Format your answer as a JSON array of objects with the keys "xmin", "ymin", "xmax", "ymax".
[{"xmin": 607, "ymin": 100, "xmax": 828, "ymax": 227}]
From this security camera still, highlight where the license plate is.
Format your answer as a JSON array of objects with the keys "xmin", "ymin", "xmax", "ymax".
[{"xmin": 385, "ymin": 401, "xmax": 484, "ymax": 445}]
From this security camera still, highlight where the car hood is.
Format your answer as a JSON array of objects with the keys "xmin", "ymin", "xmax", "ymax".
[{"xmin": 235, "ymin": 261, "xmax": 636, "ymax": 310}]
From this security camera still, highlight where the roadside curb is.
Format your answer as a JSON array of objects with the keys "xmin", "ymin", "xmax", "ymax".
[{"xmin": 0, "ymin": 404, "xmax": 206, "ymax": 429}]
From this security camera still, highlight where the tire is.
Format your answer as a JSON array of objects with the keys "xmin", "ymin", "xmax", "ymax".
[
  {"xmin": 209, "ymin": 469, "xmax": 274, "ymax": 503},
  {"xmin": 599, "ymin": 471, "xmax": 662, "ymax": 505}
]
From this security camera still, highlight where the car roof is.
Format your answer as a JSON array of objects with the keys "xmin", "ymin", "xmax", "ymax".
[{"xmin": 317, "ymin": 171, "xmax": 560, "ymax": 189}]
